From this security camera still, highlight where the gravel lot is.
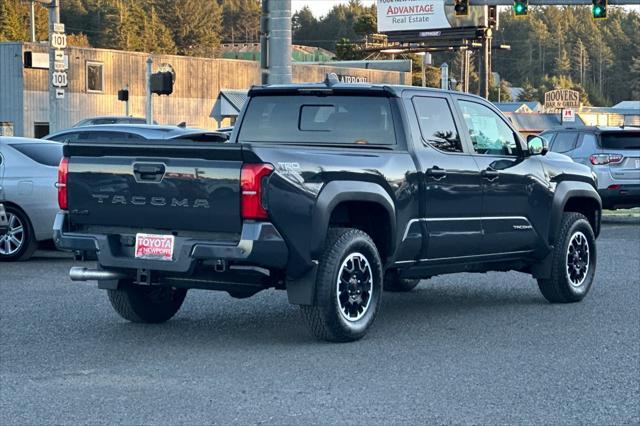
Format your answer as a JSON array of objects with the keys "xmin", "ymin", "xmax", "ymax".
[{"xmin": 1, "ymin": 223, "xmax": 639, "ymax": 425}]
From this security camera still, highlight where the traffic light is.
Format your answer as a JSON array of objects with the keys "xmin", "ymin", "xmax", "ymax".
[
  {"xmin": 454, "ymin": 0, "xmax": 469, "ymax": 16},
  {"xmin": 150, "ymin": 71, "xmax": 174, "ymax": 96},
  {"xmin": 592, "ymin": 0, "xmax": 607, "ymax": 20},
  {"xmin": 513, "ymin": 0, "xmax": 528, "ymax": 16}
]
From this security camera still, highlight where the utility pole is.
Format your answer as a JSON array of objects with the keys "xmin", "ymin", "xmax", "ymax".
[
  {"xmin": 46, "ymin": 0, "xmax": 61, "ymax": 133},
  {"xmin": 30, "ymin": 1, "xmax": 37, "ymax": 42},
  {"xmin": 440, "ymin": 63, "xmax": 449, "ymax": 90},
  {"xmin": 260, "ymin": 0, "xmax": 292, "ymax": 85},
  {"xmin": 260, "ymin": 0, "xmax": 269, "ymax": 84},
  {"xmin": 146, "ymin": 57, "xmax": 153, "ymax": 124},
  {"xmin": 479, "ymin": 28, "xmax": 492, "ymax": 99},
  {"xmin": 464, "ymin": 50, "xmax": 470, "ymax": 93}
]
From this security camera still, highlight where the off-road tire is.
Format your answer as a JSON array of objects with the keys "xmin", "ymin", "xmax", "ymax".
[
  {"xmin": 107, "ymin": 280, "xmax": 187, "ymax": 323},
  {"xmin": 300, "ymin": 228, "xmax": 383, "ymax": 342},
  {"xmin": 537, "ymin": 212, "xmax": 597, "ymax": 303},
  {"xmin": 384, "ymin": 269, "xmax": 420, "ymax": 292},
  {"xmin": 0, "ymin": 205, "xmax": 38, "ymax": 262}
]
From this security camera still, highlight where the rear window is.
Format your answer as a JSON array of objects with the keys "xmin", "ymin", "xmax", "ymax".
[
  {"xmin": 238, "ymin": 95, "xmax": 396, "ymax": 145},
  {"xmin": 11, "ymin": 143, "xmax": 62, "ymax": 167},
  {"xmin": 600, "ymin": 132, "xmax": 640, "ymax": 150}
]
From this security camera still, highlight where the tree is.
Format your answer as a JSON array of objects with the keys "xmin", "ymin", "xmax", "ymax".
[
  {"xmin": 156, "ymin": 0, "xmax": 222, "ymax": 57},
  {"xmin": 353, "ymin": 14, "xmax": 376, "ymax": 38},
  {"xmin": 571, "ymin": 39, "xmax": 590, "ymax": 86},
  {"xmin": 292, "ymin": 6, "xmax": 318, "ymax": 45},
  {"xmin": 518, "ymin": 80, "xmax": 538, "ymax": 101},
  {"xmin": 222, "ymin": 0, "xmax": 260, "ymax": 44},
  {"xmin": 555, "ymin": 48, "xmax": 571, "ymax": 77},
  {"xmin": 0, "ymin": 0, "xmax": 26, "ymax": 42},
  {"xmin": 630, "ymin": 56, "xmax": 640, "ymax": 100},
  {"xmin": 67, "ymin": 33, "xmax": 91, "ymax": 48}
]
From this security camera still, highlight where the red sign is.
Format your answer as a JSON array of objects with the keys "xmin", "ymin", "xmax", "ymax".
[{"xmin": 135, "ymin": 233, "xmax": 175, "ymax": 261}]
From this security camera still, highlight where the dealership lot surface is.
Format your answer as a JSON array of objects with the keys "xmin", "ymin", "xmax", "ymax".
[{"xmin": 1, "ymin": 223, "xmax": 638, "ymax": 424}]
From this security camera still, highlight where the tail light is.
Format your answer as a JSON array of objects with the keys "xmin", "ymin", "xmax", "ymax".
[
  {"xmin": 57, "ymin": 157, "xmax": 69, "ymax": 210},
  {"xmin": 589, "ymin": 154, "xmax": 624, "ymax": 165},
  {"xmin": 241, "ymin": 163, "xmax": 273, "ymax": 220}
]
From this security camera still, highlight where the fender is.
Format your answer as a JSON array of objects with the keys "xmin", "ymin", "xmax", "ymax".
[
  {"xmin": 287, "ymin": 181, "xmax": 396, "ymax": 306},
  {"xmin": 310, "ymin": 181, "xmax": 396, "ymax": 260},
  {"xmin": 548, "ymin": 180, "xmax": 602, "ymax": 245}
]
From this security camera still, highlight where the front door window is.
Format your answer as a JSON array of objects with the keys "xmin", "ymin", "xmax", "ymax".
[{"xmin": 458, "ymin": 100, "xmax": 520, "ymax": 156}]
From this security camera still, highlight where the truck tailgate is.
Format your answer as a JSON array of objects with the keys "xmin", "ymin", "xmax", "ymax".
[{"xmin": 64, "ymin": 141, "xmax": 243, "ymax": 234}]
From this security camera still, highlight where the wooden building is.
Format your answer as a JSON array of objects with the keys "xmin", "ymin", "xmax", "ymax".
[{"xmin": 0, "ymin": 42, "xmax": 411, "ymax": 137}]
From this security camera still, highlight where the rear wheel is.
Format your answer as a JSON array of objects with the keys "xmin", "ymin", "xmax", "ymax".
[
  {"xmin": 537, "ymin": 212, "xmax": 597, "ymax": 303},
  {"xmin": 0, "ymin": 206, "xmax": 38, "ymax": 261},
  {"xmin": 107, "ymin": 280, "xmax": 187, "ymax": 323},
  {"xmin": 384, "ymin": 269, "xmax": 420, "ymax": 292},
  {"xmin": 300, "ymin": 228, "xmax": 383, "ymax": 342}
]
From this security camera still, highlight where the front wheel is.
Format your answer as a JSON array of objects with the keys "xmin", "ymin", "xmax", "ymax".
[
  {"xmin": 300, "ymin": 228, "xmax": 383, "ymax": 342},
  {"xmin": 107, "ymin": 280, "xmax": 187, "ymax": 323},
  {"xmin": 537, "ymin": 212, "xmax": 597, "ymax": 303}
]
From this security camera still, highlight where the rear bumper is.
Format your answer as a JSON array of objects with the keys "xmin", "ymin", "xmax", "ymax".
[
  {"xmin": 598, "ymin": 184, "xmax": 640, "ymax": 209},
  {"xmin": 53, "ymin": 212, "xmax": 288, "ymax": 273}
]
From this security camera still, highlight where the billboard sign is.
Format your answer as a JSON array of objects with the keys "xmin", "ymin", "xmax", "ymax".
[
  {"xmin": 544, "ymin": 89, "xmax": 580, "ymax": 110},
  {"xmin": 377, "ymin": 0, "xmax": 488, "ymax": 33}
]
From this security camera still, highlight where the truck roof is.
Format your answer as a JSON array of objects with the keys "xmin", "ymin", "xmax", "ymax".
[{"xmin": 248, "ymin": 77, "xmax": 482, "ymax": 100}]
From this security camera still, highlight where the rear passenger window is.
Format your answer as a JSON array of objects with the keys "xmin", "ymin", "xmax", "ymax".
[
  {"xmin": 551, "ymin": 133, "xmax": 578, "ymax": 153},
  {"xmin": 412, "ymin": 97, "xmax": 462, "ymax": 153}
]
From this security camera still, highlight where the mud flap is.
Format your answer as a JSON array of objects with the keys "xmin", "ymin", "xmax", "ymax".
[
  {"xmin": 530, "ymin": 250, "xmax": 553, "ymax": 279},
  {"xmin": 286, "ymin": 263, "xmax": 318, "ymax": 305}
]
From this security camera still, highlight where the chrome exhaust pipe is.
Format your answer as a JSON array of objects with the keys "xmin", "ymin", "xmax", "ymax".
[{"xmin": 69, "ymin": 267, "xmax": 127, "ymax": 282}]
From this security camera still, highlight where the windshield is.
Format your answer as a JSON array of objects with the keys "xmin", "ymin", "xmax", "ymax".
[
  {"xmin": 238, "ymin": 95, "xmax": 396, "ymax": 145},
  {"xmin": 600, "ymin": 132, "xmax": 640, "ymax": 150}
]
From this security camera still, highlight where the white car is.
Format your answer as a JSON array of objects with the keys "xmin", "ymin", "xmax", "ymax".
[{"xmin": 0, "ymin": 137, "xmax": 62, "ymax": 261}]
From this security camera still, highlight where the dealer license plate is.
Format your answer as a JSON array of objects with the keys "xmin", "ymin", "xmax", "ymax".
[{"xmin": 135, "ymin": 233, "xmax": 175, "ymax": 261}]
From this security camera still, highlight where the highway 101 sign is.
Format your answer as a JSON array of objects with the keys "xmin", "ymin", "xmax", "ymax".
[{"xmin": 51, "ymin": 23, "xmax": 67, "ymax": 93}]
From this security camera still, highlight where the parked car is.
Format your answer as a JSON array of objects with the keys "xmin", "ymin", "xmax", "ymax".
[
  {"xmin": 73, "ymin": 116, "xmax": 153, "ymax": 127},
  {"xmin": 539, "ymin": 127, "xmax": 640, "ymax": 209},
  {"xmin": 0, "ymin": 137, "xmax": 62, "ymax": 261},
  {"xmin": 0, "ymin": 203, "xmax": 8, "ymax": 235},
  {"xmin": 55, "ymin": 79, "xmax": 601, "ymax": 342},
  {"xmin": 44, "ymin": 124, "xmax": 229, "ymax": 143}
]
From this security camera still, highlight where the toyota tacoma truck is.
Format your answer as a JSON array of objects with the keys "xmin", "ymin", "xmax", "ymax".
[{"xmin": 54, "ymin": 76, "xmax": 601, "ymax": 342}]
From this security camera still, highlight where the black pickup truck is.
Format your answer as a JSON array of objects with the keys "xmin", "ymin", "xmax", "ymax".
[{"xmin": 55, "ymin": 77, "xmax": 602, "ymax": 342}]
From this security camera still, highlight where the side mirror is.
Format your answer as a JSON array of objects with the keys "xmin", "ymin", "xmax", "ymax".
[{"xmin": 528, "ymin": 136, "xmax": 549, "ymax": 156}]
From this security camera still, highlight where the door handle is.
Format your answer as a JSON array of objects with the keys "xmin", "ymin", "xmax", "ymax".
[
  {"xmin": 133, "ymin": 163, "xmax": 165, "ymax": 182},
  {"xmin": 481, "ymin": 168, "xmax": 499, "ymax": 181},
  {"xmin": 426, "ymin": 167, "xmax": 447, "ymax": 180}
]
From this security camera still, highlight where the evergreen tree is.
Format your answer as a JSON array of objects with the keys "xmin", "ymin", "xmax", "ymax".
[
  {"xmin": 555, "ymin": 48, "xmax": 571, "ymax": 77},
  {"xmin": 0, "ymin": 0, "xmax": 26, "ymax": 42},
  {"xmin": 156, "ymin": 0, "xmax": 222, "ymax": 57},
  {"xmin": 630, "ymin": 56, "xmax": 640, "ymax": 100},
  {"xmin": 292, "ymin": 6, "xmax": 318, "ymax": 45},
  {"xmin": 518, "ymin": 80, "xmax": 538, "ymax": 101}
]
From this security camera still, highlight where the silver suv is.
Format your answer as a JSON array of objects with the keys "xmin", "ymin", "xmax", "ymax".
[{"xmin": 540, "ymin": 127, "xmax": 640, "ymax": 209}]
